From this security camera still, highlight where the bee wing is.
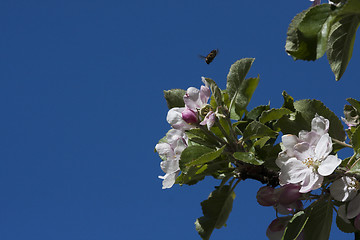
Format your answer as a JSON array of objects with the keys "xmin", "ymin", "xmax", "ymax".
[{"xmin": 198, "ymin": 55, "xmax": 207, "ymax": 59}]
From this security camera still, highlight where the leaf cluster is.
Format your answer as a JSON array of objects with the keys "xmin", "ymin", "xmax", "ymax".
[{"xmin": 285, "ymin": 0, "xmax": 360, "ymax": 80}]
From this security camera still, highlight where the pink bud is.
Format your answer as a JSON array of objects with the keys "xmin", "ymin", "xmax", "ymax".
[
  {"xmin": 181, "ymin": 108, "xmax": 198, "ymax": 124},
  {"xmin": 257, "ymin": 186, "xmax": 277, "ymax": 206},
  {"xmin": 355, "ymin": 214, "xmax": 360, "ymax": 231},
  {"xmin": 276, "ymin": 184, "xmax": 301, "ymax": 205}
]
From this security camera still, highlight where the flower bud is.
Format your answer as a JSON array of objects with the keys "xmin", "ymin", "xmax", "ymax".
[
  {"xmin": 181, "ymin": 108, "xmax": 198, "ymax": 124},
  {"xmin": 276, "ymin": 184, "xmax": 301, "ymax": 205},
  {"xmin": 275, "ymin": 200, "xmax": 303, "ymax": 215},
  {"xmin": 257, "ymin": 186, "xmax": 277, "ymax": 206},
  {"xmin": 266, "ymin": 217, "xmax": 289, "ymax": 240},
  {"xmin": 266, "ymin": 217, "xmax": 303, "ymax": 240}
]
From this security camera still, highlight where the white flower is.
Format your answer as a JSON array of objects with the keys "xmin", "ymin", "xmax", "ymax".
[
  {"xmin": 276, "ymin": 114, "xmax": 329, "ymax": 168},
  {"xmin": 200, "ymin": 111, "xmax": 215, "ymax": 130},
  {"xmin": 277, "ymin": 115, "xmax": 341, "ymax": 193},
  {"xmin": 166, "ymin": 78, "xmax": 211, "ymax": 131},
  {"xmin": 155, "ymin": 129, "xmax": 188, "ymax": 189},
  {"xmin": 330, "ymin": 176, "xmax": 358, "ymax": 202},
  {"xmin": 183, "ymin": 77, "xmax": 210, "ymax": 111}
]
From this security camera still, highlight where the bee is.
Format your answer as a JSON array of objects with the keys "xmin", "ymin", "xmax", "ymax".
[{"xmin": 200, "ymin": 49, "xmax": 218, "ymax": 64}]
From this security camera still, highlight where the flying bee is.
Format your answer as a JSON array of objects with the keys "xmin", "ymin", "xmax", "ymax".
[{"xmin": 200, "ymin": 49, "xmax": 218, "ymax": 64}]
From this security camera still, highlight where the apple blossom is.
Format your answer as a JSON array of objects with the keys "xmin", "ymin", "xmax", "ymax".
[
  {"xmin": 200, "ymin": 111, "xmax": 215, "ymax": 130},
  {"xmin": 155, "ymin": 129, "xmax": 188, "ymax": 189},
  {"xmin": 167, "ymin": 107, "xmax": 194, "ymax": 130},
  {"xmin": 277, "ymin": 115, "xmax": 341, "ymax": 193},
  {"xmin": 183, "ymin": 77, "xmax": 210, "ymax": 111}
]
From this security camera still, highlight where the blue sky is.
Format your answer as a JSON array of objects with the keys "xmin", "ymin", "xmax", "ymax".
[{"xmin": 1, "ymin": 0, "xmax": 360, "ymax": 239}]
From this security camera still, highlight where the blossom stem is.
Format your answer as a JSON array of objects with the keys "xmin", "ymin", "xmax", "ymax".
[
  {"xmin": 224, "ymin": 115, "xmax": 240, "ymax": 150},
  {"xmin": 230, "ymin": 179, "xmax": 241, "ymax": 192},
  {"xmin": 347, "ymin": 153, "xmax": 357, "ymax": 168},
  {"xmin": 214, "ymin": 120, "xmax": 235, "ymax": 150},
  {"xmin": 199, "ymin": 125, "xmax": 227, "ymax": 146},
  {"xmin": 350, "ymin": 157, "xmax": 360, "ymax": 172},
  {"xmin": 332, "ymin": 138, "xmax": 352, "ymax": 148}
]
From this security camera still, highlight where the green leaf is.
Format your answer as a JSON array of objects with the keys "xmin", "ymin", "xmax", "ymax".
[
  {"xmin": 226, "ymin": 58, "xmax": 258, "ymax": 118},
  {"xmin": 347, "ymin": 98, "xmax": 360, "ymax": 114},
  {"xmin": 351, "ymin": 125, "xmax": 360, "ymax": 153},
  {"xmin": 163, "ymin": 89, "xmax": 186, "ymax": 109},
  {"xmin": 337, "ymin": 0, "xmax": 360, "ymax": 16},
  {"xmin": 304, "ymin": 199, "xmax": 333, "ymax": 240},
  {"xmin": 233, "ymin": 152, "xmax": 264, "ymax": 165},
  {"xmin": 275, "ymin": 112, "xmax": 309, "ymax": 136},
  {"xmin": 203, "ymin": 78, "xmax": 223, "ymax": 108},
  {"xmin": 243, "ymin": 121, "xmax": 277, "ymax": 141},
  {"xmin": 286, "ymin": 5, "xmax": 336, "ymax": 60},
  {"xmin": 195, "ymin": 185, "xmax": 235, "ymax": 240},
  {"xmin": 246, "ymin": 105, "xmax": 271, "ymax": 121},
  {"xmin": 282, "ymin": 211, "xmax": 309, "ymax": 240},
  {"xmin": 180, "ymin": 145, "xmax": 213, "ymax": 172},
  {"xmin": 259, "ymin": 108, "xmax": 292, "ymax": 124},
  {"xmin": 186, "ymin": 129, "xmax": 219, "ymax": 149},
  {"xmin": 186, "ymin": 145, "xmax": 226, "ymax": 167},
  {"xmin": 294, "ymin": 99, "xmax": 346, "ymax": 141},
  {"xmin": 336, "ymin": 214, "xmax": 356, "ymax": 233},
  {"xmin": 253, "ymin": 136, "xmax": 271, "ymax": 148},
  {"xmin": 282, "ymin": 91, "xmax": 295, "ymax": 112},
  {"xmin": 327, "ymin": 14, "xmax": 360, "ymax": 80}
]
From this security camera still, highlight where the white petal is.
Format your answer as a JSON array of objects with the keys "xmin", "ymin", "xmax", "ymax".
[
  {"xmin": 276, "ymin": 151, "xmax": 290, "ymax": 168},
  {"xmin": 160, "ymin": 160, "xmax": 179, "ymax": 173},
  {"xmin": 299, "ymin": 172, "xmax": 323, "ymax": 193},
  {"xmin": 299, "ymin": 130, "xmax": 321, "ymax": 147},
  {"xmin": 174, "ymin": 138, "xmax": 187, "ymax": 155},
  {"xmin": 347, "ymin": 194, "xmax": 360, "ymax": 219},
  {"xmin": 199, "ymin": 85, "xmax": 210, "ymax": 105},
  {"xmin": 155, "ymin": 143, "xmax": 174, "ymax": 158},
  {"xmin": 166, "ymin": 129, "xmax": 184, "ymax": 145},
  {"xmin": 159, "ymin": 170, "xmax": 180, "ymax": 189},
  {"xmin": 311, "ymin": 114, "xmax": 329, "ymax": 135},
  {"xmin": 318, "ymin": 155, "xmax": 341, "ymax": 176},
  {"xmin": 293, "ymin": 142, "xmax": 313, "ymax": 161},
  {"xmin": 315, "ymin": 134, "xmax": 332, "ymax": 159},
  {"xmin": 184, "ymin": 87, "xmax": 201, "ymax": 110},
  {"xmin": 279, "ymin": 158, "xmax": 308, "ymax": 184},
  {"xmin": 282, "ymin": 134, "xmax": 299, "ymax": 151}
]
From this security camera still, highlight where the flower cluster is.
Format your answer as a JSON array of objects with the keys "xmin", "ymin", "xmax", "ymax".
[
  {"xmin": 276, "ymin": 114, "xmax": 342, "ymax": 193},
  {"xmin": 257, "ymin": 184, "xmax": 303, "ymax": 239},
  {"xmin": 156, "ymin": 78, "xmax": 215, "ymax": 189},
  {"xmin": 167, "ymin": 77, "xmax": 215, "ymax": 131},
  {"xmin": 155, "ymin": 129, "xmax": 187, "ymax": 189}
]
